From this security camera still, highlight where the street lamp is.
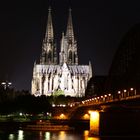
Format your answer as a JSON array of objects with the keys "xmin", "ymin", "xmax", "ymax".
[
  {"xmin": 129, "ymin": 88, "xmax": 134, "ymax": 96},
  {"xmin": 118, "ymin": 91, "xmax": 121, "ymax": 94},
  {"xmin": 130, "ymin": 88, "xmax": 136, "ymax": 96},
  {"xmin": 124, "ymin": 89, "xmax": 127, "ymax": 93},
  {"xmin": 117, "ymin": 91, "xmax": 121, "ymax": 99},
  {"xmin": 123, "ymin": 89, "xmax": 127, "ymax": 97},
  {"xmin": 130, "ymin": 88, "xmax": 134, "ymax": 91}
]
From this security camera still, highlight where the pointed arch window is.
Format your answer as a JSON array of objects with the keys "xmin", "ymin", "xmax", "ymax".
[
  {"xmin": 68, "ymin": 50, "xmax": 72, "ymax": 63},
  {"xmin": 48, "ymin": 50, "xmax": 52, "ymax": 63}
]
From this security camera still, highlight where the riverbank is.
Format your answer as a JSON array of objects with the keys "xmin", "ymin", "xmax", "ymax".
[{"xmin": 0, "ymin": 119, "xmax": 89, "ymax": 132}]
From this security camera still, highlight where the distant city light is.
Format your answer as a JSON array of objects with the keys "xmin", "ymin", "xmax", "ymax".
[
  {"xmin": 19, "ymin": 113, "xmax": 23, "ymax": 116},
  {"xmin": 1, "ymin": 81, "xmax": 12, "ymax": 89},
  {"xmin": 1, "ymin": 82, "xmax": 6, "ymax": 85}
]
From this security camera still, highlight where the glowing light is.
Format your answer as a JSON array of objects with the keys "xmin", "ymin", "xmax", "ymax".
[
  {"xmin": 118, "ymin": 91, "xmax": 121, "ymax": 94},
  {"xmin": 89, "ymin": 111, "xmax": 100, "ymax": 135},
  {"xmin": 8, "ymin": 82, "xmax": 12, "ymax": 85},
  {"xmin": 130, "ymin": 88, "xmax": 134, "ymax": 91},
  {"xmin": 39, "ymin": 131, "xmax": 43, "ymax": 139},
  {"xmin": 1, "ymin": 82, "xmax": 6, "ymax": 85},
  {"xmin": 84, "ymin": 130, "xmax": 89, "ymax": 136},
  {"xmin": 45, "ymin": 132, "xmax": 50, "ymax": 140},
  {"xmin": 124, "ymin": 89, "xmax": 127, "ymax": 92},
  {"xmin": 18, "ymin": 130, "xmax": 24, "ymax": 140},
  {"xmin": 59, "ymin": 131, "xmax": 66, "ymax": 140},
  {"xmin": 84, "ymin": 130, "xmax": 99, "ymax": 140},
  {"xmin": 83, "ymin": 113, "xmax": 90, "ymax": 120},
  {"xmin": 59, "ymin": 114, "xmax": 66, "ymax": 119},
  {"xmin": 19, "ymin": 113, "xmax": 23, "ymax": 116},
  {"xmin": 9, "ymin": 134, "xmax": 14, "ymax": 140},
  {"xmin": 90, "ymin": 111, "xmax": 99, "ymax": 120},
  {"xmin": 87, "ymin": 137, "xmax": 99, "ymax": 140}
]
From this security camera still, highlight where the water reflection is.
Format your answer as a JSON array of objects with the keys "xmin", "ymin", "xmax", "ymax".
[
  {"xmin": 45, "ymin": 132, "xmax": 50, "ymax": 140},
  {"xmin": 18, "ymin": 130, "xmax": 24, "ymax": 140},
  {"xmin": 58, "ymin": 131, "xmax": 66, "ymax": 140},
  {"xmin": 39, "ymin": 131, "xmax": 43, "ymax": 140},
  {"xmin": 8, "ymin": 134, "xmax": 14, "ymax": 140},
  {"xmin": 6, "ymin": 130, "xmax": 100, "ymax": 140},
  {"xmin": 84, "ymin": 130, "xmax": 99, "ymax": 140},
  {"xmin": 87, "ymin": 138, "xmax": 99, "ymax": 140}
]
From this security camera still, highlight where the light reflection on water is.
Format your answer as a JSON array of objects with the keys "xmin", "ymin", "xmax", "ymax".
[
  {"xmin": 8, "ymin": 134, "xmax": 15, "ymax": 140},
  {"xmin": 2, "ymin": 130, "xmax": 100, "ymax": 140},
  {"xmin": 45, "ymin": 132, "xmax": 50, "ymax": 140},
  {"xmin": 18, "ymin": 130, "xmax": 24, "ymax": 140},
  {"xmin": 3, "ymin": 129, "xmax": 139, "ymax": 140},
  {"xmin": 84, "ymin": 130, "xmax": 99, "ymax": 140}
]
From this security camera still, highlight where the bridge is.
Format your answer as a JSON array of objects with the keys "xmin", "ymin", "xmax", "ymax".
[
  {"xmin": 52, "ymin": 88, "xmax": 140, "ymax": 135},
  {"xmin": 78, "ymin": 88, "xmax": 140, "ymax": 107},
  {"xmin": 52, "ymin": 87, "xmax": 140, "ymax": 119}
]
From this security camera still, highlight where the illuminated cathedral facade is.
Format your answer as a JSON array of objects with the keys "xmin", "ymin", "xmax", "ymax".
[{"xmin": 31, "ymin": 8, "xmax": 92, "ymax": 97}]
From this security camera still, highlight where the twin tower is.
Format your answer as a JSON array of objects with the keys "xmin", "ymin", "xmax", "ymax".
[
  {"xmin": 40, "ymin": 7, "xmax": 78, "ymax": 66},
  {"xmin": 31, "ymin": 7, "xmax": 92, "ymax": 97}
]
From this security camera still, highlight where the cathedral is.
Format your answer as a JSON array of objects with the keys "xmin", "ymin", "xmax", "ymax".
[{"xmin": 31, "ymin": 7, "xmax": 92, "ymax": 97}]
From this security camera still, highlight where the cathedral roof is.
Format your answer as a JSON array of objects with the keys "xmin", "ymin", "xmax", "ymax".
[{"xmin": 35, "ymin": 64, "xmax": 90, "ymax": 75}]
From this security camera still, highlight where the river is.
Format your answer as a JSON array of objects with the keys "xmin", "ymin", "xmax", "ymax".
[{"xmin": 0, "ymin": 129, "xmax": 139, "ymax": 140}]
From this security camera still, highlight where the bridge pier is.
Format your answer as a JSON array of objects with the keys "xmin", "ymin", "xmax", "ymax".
[{"xmin": 89, "ymin": 111, "xmax": 100, "ymax": 136}]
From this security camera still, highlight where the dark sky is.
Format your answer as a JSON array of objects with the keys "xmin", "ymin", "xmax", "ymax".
[{"xmin": 0, "ymin": 0, "xmax": 140, "ymax": 91}]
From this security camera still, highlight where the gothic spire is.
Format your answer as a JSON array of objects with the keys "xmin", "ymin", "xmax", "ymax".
[
  {"xmin": 40, "ymin": 7, "xmax": 56, "ymax": 65},
  {"xmin": 66, "ymin": 8, "xmax": 74, "ymax": 41},
  {"xmin": 45, "ymin": 7, "xmax": 54, "ymax": 42}
]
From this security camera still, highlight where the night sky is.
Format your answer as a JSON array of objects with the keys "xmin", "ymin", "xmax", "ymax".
[{"xmin": 0, "ymin": 0, "xmax": 140, "ymax": 91}]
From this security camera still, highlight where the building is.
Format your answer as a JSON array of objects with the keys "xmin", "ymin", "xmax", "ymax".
[{"xmin": 31, "ymin": 7, "xmax": 92, "ymax": 97}]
